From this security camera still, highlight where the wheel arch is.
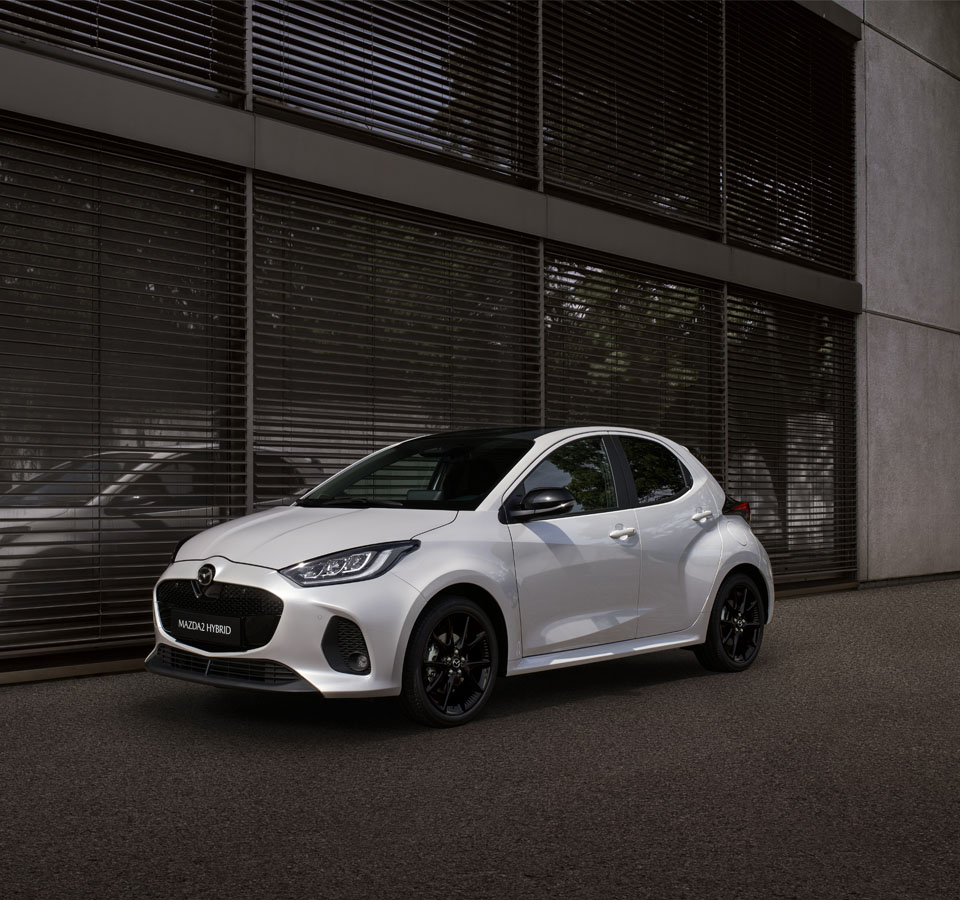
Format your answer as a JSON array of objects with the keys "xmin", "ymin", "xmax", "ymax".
[
  {"xmin": 722, "ymin": 563, "xmax": 771, "ymax": 623},
  {"xmin": 418, "ymin": 582, "xmax": 510, "ymax": 677}
]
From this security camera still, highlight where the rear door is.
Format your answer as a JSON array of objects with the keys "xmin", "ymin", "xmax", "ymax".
[{"xmin": 615, "ymin": 436, "xmax": 723, "ymax": 637}]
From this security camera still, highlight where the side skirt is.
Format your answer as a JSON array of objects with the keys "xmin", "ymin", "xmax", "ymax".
[{"xmin": 506, "ymin": 617, "xmax": 709, "ymax": 677}]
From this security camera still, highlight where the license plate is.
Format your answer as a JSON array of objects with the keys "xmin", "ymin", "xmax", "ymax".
[{"xmin": 169, "ymin": 608, "xmax": 242, "ymax": 648}]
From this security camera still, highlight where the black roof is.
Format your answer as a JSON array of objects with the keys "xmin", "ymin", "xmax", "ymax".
[{"xmin": 420, "ymin": 426, "xmax": 573, "ymax": 441}]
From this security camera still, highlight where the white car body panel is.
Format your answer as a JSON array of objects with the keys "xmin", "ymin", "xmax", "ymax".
[
  {"xmin": 174, "ymin": 506, "xmax": 458, "ymax": 569},
  {"xmin": 506, "ymin": 601, "xmax": 714, "ymax": 675},
  {"xmin": 509, "ymin": 510, "xmax": 642, "ymax": 655},
  {"xmin": 631, "ymin": 477, "xmax": 725, "ymax": 637}
]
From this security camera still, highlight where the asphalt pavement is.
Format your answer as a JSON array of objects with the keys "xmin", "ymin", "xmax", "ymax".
[{"xmin": 1, "ymin": 580, "xmax": 958, "ymax": 900}]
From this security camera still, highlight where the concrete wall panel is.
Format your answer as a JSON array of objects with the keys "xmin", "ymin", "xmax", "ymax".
[
  {"xmin": 863, "ymin": 28, "xmax": 960, "ymax": 330},
  {"xmin": 864, "ymin": 315, "xmax": 960, "ymax": 580},
  {"xmin": 834, "ymin": 0, "xmax": 864, "ymax": 21},
  {"xmin": 865, "ymin": 0, "xmax": 960, "ymax": 74},
  {"xmin": 856, "ymin": 2, "xmax": 960, "ymax": 584}
]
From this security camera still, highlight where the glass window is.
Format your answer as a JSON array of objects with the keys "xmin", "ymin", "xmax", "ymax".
[
  {"xmin": 155, "ymin": 462, "xmax": 205, "ymax": 500},
  {"xmin": 0, "ymin": 457, "xmax": 137, "ymax": 508},
  {"xmin": 619, "ymin": 437, "xmax": 689, "ymax": 506},
  {"xmin": 344, "ymin": 455, "xmax": 440, "ymax": 504},
  {"xmin": 111, "ymin": 457, "xmax": 216, "ymax": 509},
  {"xmin": 523, "ymin": 438, "xmax": 616, "ymax": 514},
  {"xmin": 299, "ymin": 435, "xmax": 533, "ymax": 511}
]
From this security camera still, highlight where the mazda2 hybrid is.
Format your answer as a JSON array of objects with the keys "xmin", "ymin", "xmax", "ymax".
[{"xmin": 147, "ymin": 427, "xmax": 774, "ymax": 726}]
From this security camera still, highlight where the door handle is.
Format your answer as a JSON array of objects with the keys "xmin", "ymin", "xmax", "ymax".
[
  {"xmin": 691, "ymin": 509, "xmax": 714, "ymax": 522},
  {"xmin": 609, "ymin": 526, "xmax": 636, "ymax": 539}
]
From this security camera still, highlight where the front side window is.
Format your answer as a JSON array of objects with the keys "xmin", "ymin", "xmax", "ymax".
[
  {"xmin": 523, "ymin": 438, "xmax": 616, "ymax": 514},
  {"xmin": 619, "ymin": 437, "xmax": 689, "ymax": 506}
]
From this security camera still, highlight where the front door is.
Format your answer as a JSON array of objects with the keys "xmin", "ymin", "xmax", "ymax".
[{"xmin": 509, "ymin": 436, "xmax": 641, "ymax": 656}]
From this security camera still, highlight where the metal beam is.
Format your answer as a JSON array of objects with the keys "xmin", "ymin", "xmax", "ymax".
[
  {"xmin": 0, "ymin": 45, "xmax": 254, "ymax": 165},
  {"xmin": 794, "ymin": 1, "xmax": 863, "ymax": 39}
]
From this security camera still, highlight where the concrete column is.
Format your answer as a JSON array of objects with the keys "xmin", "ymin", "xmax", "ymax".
[{"xmin": 857, "ymin": 0, "xmax": 960, "ymax": 580}]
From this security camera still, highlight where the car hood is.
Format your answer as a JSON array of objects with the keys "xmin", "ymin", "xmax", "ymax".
[{"xmin": 176, "ymin": 505, "xmax": 458, "ymax": 570}]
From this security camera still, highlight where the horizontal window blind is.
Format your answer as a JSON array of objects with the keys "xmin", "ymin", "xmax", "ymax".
[
  {"xmin": 727, "ymin": 289, "xmax": 857, "ymax": 585},
  {"xmin": 252, "ymin": 0, "xmax": 538, "ymax": 179},
  {"xmin": 253, "ymin": 175, "xmax": 541, "ymax": 505},
  {"xmin": 0, "ymin": 0, "xmax": 245, "ymax": 97},
  {"xmin": 544, "ymin": 0, "xmax": 723, "ymax": 229},
  {"xmin": 0, "ymin": 114, "xmax": 246, "ymax": 657},
  {"xmin": 726, "ymin": 0, "xmax": 856, "ymax": 275},
  {"xmin": 544, "ymin": 246, "xmax": 726, "ymax": 477}
]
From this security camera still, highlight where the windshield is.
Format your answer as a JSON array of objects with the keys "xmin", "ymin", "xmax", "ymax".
[{"xmin": 298, "ymin": 435, "xmax": 533, "ymax": 511}]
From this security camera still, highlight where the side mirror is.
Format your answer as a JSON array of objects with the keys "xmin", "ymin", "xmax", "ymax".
[{"xmin": 507, "ymin": 487, "xmax": 576, "ymax": 522}]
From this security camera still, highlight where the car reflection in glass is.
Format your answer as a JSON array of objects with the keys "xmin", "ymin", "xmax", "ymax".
[{"xmin": 0, "ymin": 451, "xmax": 321, "ymax": 641}]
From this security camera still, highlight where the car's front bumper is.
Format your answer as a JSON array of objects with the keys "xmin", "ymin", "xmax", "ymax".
[
  {"xmin": 145, "ymin": 643, "xmax": 318, "ymax": 692},
  {"xmin": 149, "ymin": 556, "xmax": 422, "ymax": 697}
]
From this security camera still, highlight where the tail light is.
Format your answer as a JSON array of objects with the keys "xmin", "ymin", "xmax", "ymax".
[{"xmin": 722, "ymin": 495, "xmax": 751, "ymax": 524}]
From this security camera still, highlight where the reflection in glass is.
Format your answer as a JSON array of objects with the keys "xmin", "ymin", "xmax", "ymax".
[{"xmin": 523, "ymin": 439, "xmax": 615, "ymax": 513}]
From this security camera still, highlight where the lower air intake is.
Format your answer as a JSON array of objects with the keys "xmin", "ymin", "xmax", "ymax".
[
  {"xmin": 154, "ymin": 644, "xmax": 303, "ymax": 687},
  {"xmin": 322, "ymin": 616, "xmax": 371, "ymax": 675}
]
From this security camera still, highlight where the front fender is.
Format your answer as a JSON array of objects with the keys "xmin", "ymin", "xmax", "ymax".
[{"xmin": 388, "ymin": 542, "xmax": 521, "ymax": 687}]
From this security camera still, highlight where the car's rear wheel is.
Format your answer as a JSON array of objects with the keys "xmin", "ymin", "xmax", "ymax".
[
  {"xmin": 400, "ymin": 595, "xmax": 498, "ymax": 727},
  {"xmin": 694, "ymin": 573, "xmax": 765, "ymax": 672}
]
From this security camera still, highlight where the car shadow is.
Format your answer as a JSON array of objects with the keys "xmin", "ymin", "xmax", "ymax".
[
  {"xmin": 483, "ymin": 648, "xmax": 714, "ymax": 722},
  {"xmin": 133, "ymin": 647, "xmax": 718, "ymax": 738}
]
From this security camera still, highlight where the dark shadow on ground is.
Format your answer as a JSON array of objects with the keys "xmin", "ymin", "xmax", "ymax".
[{"xmin": 130, "ymin": 645, "xmax": 721, "ymax": 739}]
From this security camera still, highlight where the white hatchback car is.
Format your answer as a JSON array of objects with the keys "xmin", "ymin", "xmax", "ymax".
[{"xmin": 146, "ymin": 427, "xmax": 774, "ymax": 726}]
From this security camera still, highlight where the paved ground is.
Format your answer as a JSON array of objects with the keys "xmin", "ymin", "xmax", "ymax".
[{"xmin": 1, "ymin": 580, "xmax": 958, "ymax": 900}]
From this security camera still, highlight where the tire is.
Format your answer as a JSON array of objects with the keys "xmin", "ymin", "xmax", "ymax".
[
  {"xmin": 400, "ymin": 595, "xmax": 499, "ymax": 727},
  {"xmin": 694, "ymin": 573, "xmax": 765, "ymax": 673}
]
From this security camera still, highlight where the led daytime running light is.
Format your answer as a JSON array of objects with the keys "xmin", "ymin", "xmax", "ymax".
[{"xmin": 280, "ymin": 541, "xmax": 419, "ymax": 587}]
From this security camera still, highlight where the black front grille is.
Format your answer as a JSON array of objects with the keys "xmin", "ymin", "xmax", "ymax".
[
  {"xmin": 156, "ymin": 579, "xmax": 283, "ymax": 650},
  {"xmin": 154, "ymin": 644, "xmax": 302, "ymax": 687},
  {"xmin": 157, "ymin": 580, "xmax": 283, "ymax": 617},
  {"xmin": 322, "ymin": 616, "xmax": 371, "ymax": 675}
]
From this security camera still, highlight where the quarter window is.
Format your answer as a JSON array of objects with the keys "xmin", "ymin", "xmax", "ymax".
[
  {"xmin": 523, "ymin": 438, "xmax": 616, "ymax": 513},
  {"xmin": 619, "ymin": 437, "xmax": 689, "ymax": 506}
]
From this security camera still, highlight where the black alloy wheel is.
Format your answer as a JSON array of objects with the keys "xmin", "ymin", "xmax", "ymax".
[
  {"xmin": 694, "ymin": 573, "xmax": 765, "ymax": 672},
  {"xmin": 401, "ymin": 595, "xmax": 498, "ymax": 727}
]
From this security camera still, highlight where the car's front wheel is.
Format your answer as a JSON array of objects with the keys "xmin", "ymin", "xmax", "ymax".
[
  {"xmin": 400, "ymin": 595, "xmax": 498, "ymax": 727},
  {"xmin": 694, "ymin": 573, "xmax": 766, "ymax": 672}
]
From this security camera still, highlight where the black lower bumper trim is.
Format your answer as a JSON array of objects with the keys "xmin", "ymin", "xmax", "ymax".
[{"xmin": 146, "ymin": 644, "xmax": 318, "ymax": 693}]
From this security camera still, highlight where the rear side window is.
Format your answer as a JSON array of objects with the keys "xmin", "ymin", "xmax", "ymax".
[{"xmin": 619, "ymin": 437, "xmax": 690, "ymax": 506}]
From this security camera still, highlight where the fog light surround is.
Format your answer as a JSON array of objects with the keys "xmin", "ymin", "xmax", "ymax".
[{"xmin": 322, "ymin": 615, "xmax": 372, "ymax": 675}]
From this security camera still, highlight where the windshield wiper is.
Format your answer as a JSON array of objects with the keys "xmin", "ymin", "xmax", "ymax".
[{"xmin": 296, "ymin": 495, "xmax": 403, "ymax": 508}]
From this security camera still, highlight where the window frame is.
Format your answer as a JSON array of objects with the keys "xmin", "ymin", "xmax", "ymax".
[
  {"xmin": 501, "ymin": 434, "xmax": 635, "ymax": 521},
  {"xmin": 608, "ymin": 435, "xmax": 693, "ymax": 509}
]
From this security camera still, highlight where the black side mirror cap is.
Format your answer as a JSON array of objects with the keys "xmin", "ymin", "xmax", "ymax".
[{"xmin": 505, "ymin": 487, "xmax": 576, "ymax": 522}]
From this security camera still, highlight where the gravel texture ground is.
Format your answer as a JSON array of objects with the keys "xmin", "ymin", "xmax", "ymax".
[{"xmin": 1, "ymin": 580, "xmax": 958, "ymax": 900}]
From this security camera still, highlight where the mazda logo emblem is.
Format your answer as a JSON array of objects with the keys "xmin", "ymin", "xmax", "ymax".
[{"xmin": 197, "ymin": 564, "xmax": 215, "ymax": 587}]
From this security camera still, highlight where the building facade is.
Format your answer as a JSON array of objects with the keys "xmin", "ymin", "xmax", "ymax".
[{"xmin": 0, "ymin": 0, "xmax": 953, "ymax": 665}]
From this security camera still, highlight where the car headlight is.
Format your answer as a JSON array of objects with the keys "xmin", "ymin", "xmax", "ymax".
[{"xmin": 279, "ymin": 540, "xmax": 420, "ymax": 587}]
